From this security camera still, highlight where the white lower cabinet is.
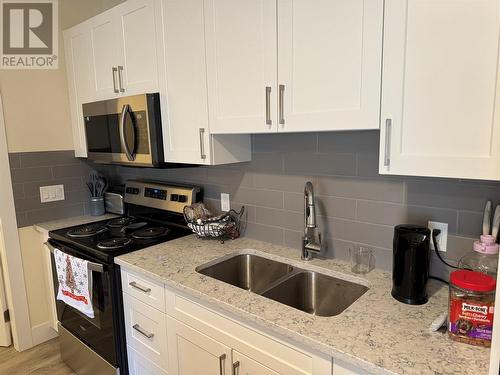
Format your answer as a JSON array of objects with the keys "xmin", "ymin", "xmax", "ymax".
[
  {"xmin": 167, "ymin": 317, "xmax": 232, "ymax": 375},
  {"xmin": 127, "ymin": 346, "xmax": 167, "ymax": 375},
  {"xmin": 121, "ymin": 268, "xmax": 365, "ymax": 375},
  {"xmin": 232, "ymin": 350, "xmax": 280, "ymax": 375}
]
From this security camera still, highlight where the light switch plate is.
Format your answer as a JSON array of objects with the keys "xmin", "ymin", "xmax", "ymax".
[
  {"xmin": 221, "ymin": 193, "xmax": 230, "ymax": 212},
  {"xmin": 40, "ymin": 184, "xmax": 65, "ymax": 203},
  {"xmin": 428, "ymin": 221, "xmax": 448, "ymax": 252}
]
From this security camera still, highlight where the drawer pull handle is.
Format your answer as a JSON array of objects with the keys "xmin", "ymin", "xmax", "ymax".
[
  {"xmin": 129, "ymin": 281, "xmax": 151, "ymax": 294},
  {"xmin": 219, "ymin": 353, "xmax": 226, "ymax": 375},
  {"xmin": 132, "ymin": 324, "xmax": 154, "ymax": 339},
  {"xmin": 232, "ymin": 361, "xmax": 240, "ymax": 375}
]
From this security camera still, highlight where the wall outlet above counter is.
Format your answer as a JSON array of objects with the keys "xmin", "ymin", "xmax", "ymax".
[
  {"xmin": 429, "ymin": 221, "xmax": 448, "ymax": 252},
  {"xmin": 40, "ymin": 185, "xmax": 65, "ymax": 203}
]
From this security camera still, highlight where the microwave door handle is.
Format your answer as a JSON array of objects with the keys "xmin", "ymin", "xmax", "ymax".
[
  {"xmin": 45, "ymin": 242, "xmax": 104, "ymax": 273},
  {"xmin": 120, "ymin": 104, "xmax": 135, "ymax": 161}
]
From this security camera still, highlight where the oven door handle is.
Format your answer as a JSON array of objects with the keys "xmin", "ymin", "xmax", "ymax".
[
  {"xmin": 45, "ymin": 242, "xmax": 104, "ymax": 273},
  {"xmin": 120, "ymin": 104, "xmax": 136, "ymax": 162}
]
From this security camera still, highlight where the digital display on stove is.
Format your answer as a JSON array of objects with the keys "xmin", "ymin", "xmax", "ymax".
[{"xmin": 144, "ymin": 187, "xmax": 167, "ymax": 200}]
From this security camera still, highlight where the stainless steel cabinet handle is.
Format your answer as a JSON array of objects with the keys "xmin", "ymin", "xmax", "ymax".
[
  {"xmin": 218, "ymin": 354, "xmax": 226, "ymax": 375},
  {"xmin": 112, "ymin": 67, "xmax": 119, "ymax": 93},
  {"xmin": 117, "ymin": 65, "xmax": 125, "ymax": 93},
  {"xmin": 132, "ymin": 324, "xmax": 154, "ymax": 339},
  {"xmin": 232, "ymin": 361, "xmax": 240, "ymax": 375},
  {"xmin": 384, "ymin": 118, "xmax": 392, "ymax": 167},
  {"xmin": 129, "ymin": 281, "xmax": 151, "ymax": 294},
  {"xmin": 199, "ymin": 128, "xmax": 206, "ymax": 160},
  {"xmin": 279, "ymin": 84, "xmax": 285, "ymax": 125},
  {"xmin": 265, "ymin": 86, "xmax": 272, "ymax": 125}
]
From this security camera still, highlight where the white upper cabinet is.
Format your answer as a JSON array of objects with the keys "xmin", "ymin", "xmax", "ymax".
[
  {"xmin": 159, "ymin": 0, "xmax": 212, "ymax": 164},
  {"xmin": 205, "ymin": 0, "xmax": 278, "ymax": 134},
  {"xmin": 69, "ymin": 0, "xmax": 160, "ymax": 102},
  {"xmin": 380, "ymin": 0, "xmax": 500, "ymax": 180},
  {"xmin": 115, "ymin": 0, "xmax": 160, "ymax": 95},
  {"xmin": 158, "ymin": 0, "xmax": 252, "ymax": 164},
  {"xmin": 88, "ymin": 13, "xmax": 121, "ymax": 99},
  {"xmin": 64, "ymin": 25, "xmax": 95, "ymax": 157},
  {"xmin": 206, "ymin": 0, "xmax": 383, "ymax": 134},
  {"xmin": 277, "ymin": 0, "xmax": 383, "ymax": 132}
]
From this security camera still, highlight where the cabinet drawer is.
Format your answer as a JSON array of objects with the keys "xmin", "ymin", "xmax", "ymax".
[
  {"xmin": 123, "ymin": 293, "xmax": 168, "ymax": 370},
  {"xmin": 121, "ymin": 268, "xmax": 165, "ymax": 312},
  {"xmin": 127, "ymin": 345, "xmax": 167, "ymax": 375}
]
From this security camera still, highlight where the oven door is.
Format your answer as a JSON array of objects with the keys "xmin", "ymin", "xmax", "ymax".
[
  {"xmin": 82, "ymin": 93, "xmax": 163, "ymax": 167},
  {"xmin": 47, "ymin": 240, "xmax": 117, "ymax": 367}
]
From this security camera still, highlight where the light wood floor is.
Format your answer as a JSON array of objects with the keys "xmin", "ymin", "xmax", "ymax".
[{"xmin": 0, "ymin": 338, "xmax": 75, "ymax": 375}]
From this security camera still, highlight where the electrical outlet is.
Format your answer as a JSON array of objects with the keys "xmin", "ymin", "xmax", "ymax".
[
  {"xmin": 40, "ymin": 185, "xmax": 65, "ymax": 203},
  {"xmin": 221, "ymin": 193, "xmax": 230, "ymax": 212},
  {"xmin": 428, "ymin": 221, "xmax": 448, "ymax": 252}
]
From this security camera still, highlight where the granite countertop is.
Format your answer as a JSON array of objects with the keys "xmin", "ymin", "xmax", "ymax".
[
  {"xmin": 115, "ymin": 236, "xmax": 490, "ymax": 375},
  {"xmin": 33, "ymin": 213, "xmax": 118, "ymax": 233}
]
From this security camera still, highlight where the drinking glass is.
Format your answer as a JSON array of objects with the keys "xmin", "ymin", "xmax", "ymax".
[{"xmin": 349, "ymin": 246, "xmax": 373, "ymax": 274}]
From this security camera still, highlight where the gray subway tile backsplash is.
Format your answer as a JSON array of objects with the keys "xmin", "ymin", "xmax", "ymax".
[
  {"xmin": 255, "ymin": 207, "xmax": 303, "ymax": 232},
  {"xmin": 317, "ymin": 176, "xmax": 406, "ymax": 203},
  {"xmin": 9, "ymin": 150, "xmax": 93, "ymax": 227},
  {"xmin": 9, "ymin": 131, "xmax": 499, "ymax": 275},
  {"xmin": 96, "ymin": 131, "xmax": 498, "ymax": 272}
]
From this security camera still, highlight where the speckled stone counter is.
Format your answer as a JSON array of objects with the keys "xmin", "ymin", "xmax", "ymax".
[
  {"xmin": 33, "ymin": 214, "xmax": 118, "ymax": 233},
  {"xmin": 115, "ymin": 236, "xmax": 490, "ymax": 375}
]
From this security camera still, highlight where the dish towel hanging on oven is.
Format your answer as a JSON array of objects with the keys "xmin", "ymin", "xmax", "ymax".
[{"xmin": 54, "ymin": 249, "xmax": 94, "ymax": 318}]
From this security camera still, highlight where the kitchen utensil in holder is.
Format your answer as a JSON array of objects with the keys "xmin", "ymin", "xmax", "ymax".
[
  {"xmin": 90, "ymin": 197, "xmax": 105, "ymax": 216},
  {"xmin": 183, "ymin": 206, "xmax": 245, "ymax": 243}
]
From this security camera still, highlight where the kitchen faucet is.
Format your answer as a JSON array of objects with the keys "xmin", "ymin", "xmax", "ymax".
[{"xmin": 302, "ymin": 181, "xmax": 322, "ymax": 260}]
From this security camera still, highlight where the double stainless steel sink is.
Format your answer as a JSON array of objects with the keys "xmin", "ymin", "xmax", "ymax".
[{"xmin": 196, "ymin": 253, "xmax": 368, "ymax": 317}]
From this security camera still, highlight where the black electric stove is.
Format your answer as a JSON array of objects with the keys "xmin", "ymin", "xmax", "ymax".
[
  {"xmin": 47, "ymin": 180, "xmax": 202, "ymax": 375},
  {"xmin": 49, "ymin": 214, "xmax": 192, "ymax": 263}
]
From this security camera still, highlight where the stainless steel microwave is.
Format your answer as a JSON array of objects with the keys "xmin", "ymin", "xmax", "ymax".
[{"xmin": 82, "ymin": 93, "xmax": 164, "ymax": 167}]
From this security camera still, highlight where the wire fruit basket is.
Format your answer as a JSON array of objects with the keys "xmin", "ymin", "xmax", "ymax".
[{"xmin": 183, "ymin": 206, "xmax": 245, "ymax": 243}]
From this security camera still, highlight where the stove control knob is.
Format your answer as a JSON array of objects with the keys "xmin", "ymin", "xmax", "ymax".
[
  {"xmin": 178, "ymin": 195, "xmax": 187, "ymax": 203},
  {"xmin": 170, "ymin": 194, "xmax": 179, "ymax": 202}
]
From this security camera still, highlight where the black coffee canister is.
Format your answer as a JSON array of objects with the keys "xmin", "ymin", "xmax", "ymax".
[{"xmin": 391, "ymin": 224, "xmax": 431, "ymax": 305}]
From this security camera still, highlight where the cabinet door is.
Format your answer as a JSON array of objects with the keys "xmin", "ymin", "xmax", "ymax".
[
  {"xmin": 233, "ymin": 351, "xmax": 280, "ymax": 375},
  {"xmin": 159, "ymin": 0, "xmax": 211, "ymax": 164},
  {"xmin": 167, "ymin": 317, "xmax": 232, "ymax": 375},
  {"xmin": 380, "ymin": 0, "xmax": 500, "ymax": 180},
  {"xmin": 63, "ymin": 26, "xmax": 95, "ymax": 157},
  {"xmin": 88, "ymin": 13, "xmax": 121, "ymax": 99},
  {"xmin": 115, "ymin": 0, "xmax": 160, "ymax": 95},
  {"xmin": 205, "ymin": 0, "xmax": 278, "ymax": 134},
  {"xmin": 277, "ymin": 0, "xmax": 383, "ymax": 132}
]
